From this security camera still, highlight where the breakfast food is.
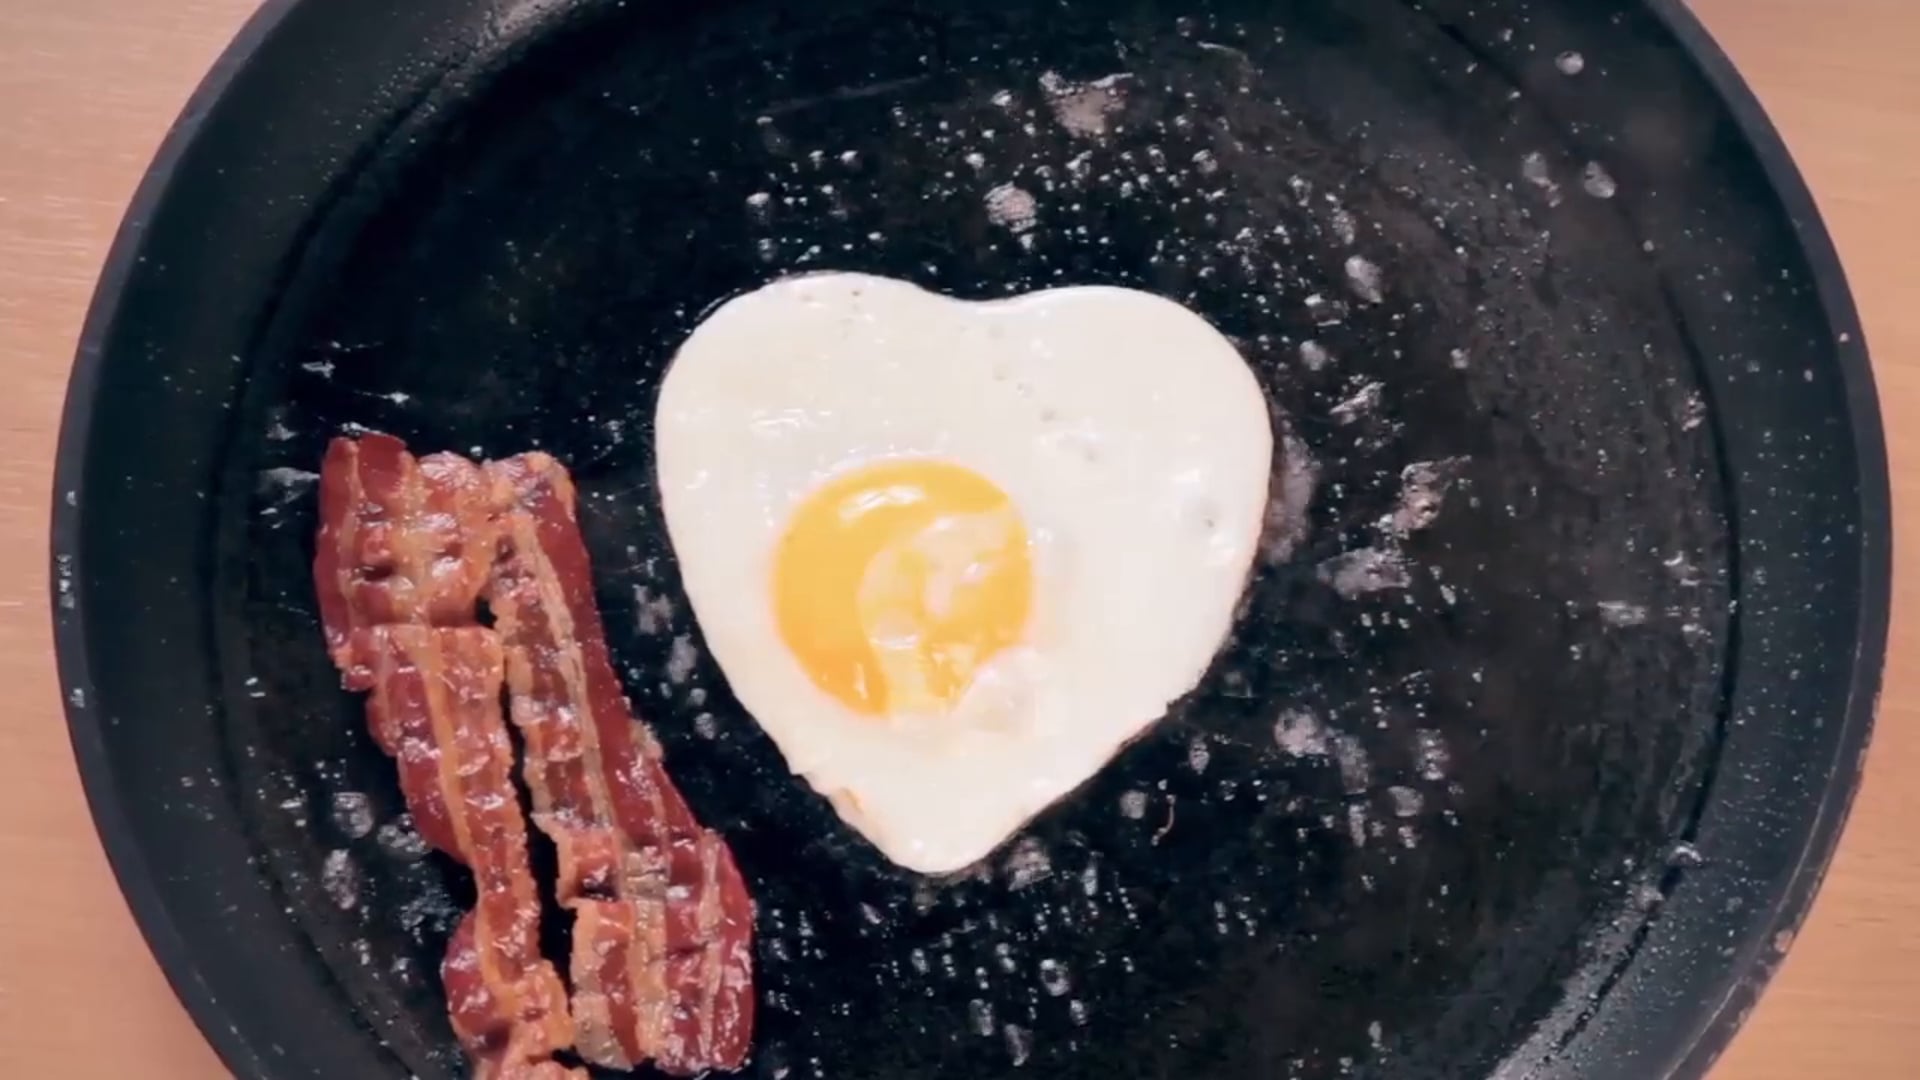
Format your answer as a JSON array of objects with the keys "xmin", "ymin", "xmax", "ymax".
[
  {"xmin": 314, "ymin": 436, "xmax": 580, "ymax": 1080},
  {"xmin": 655, "ymin": 272, "xmax": 1273, "ymax": 873},
  {"xmin": 314, "ymin": 433, "xmax": 753, "ymax": 1078},
  {"xmin": 487, "ymin": 453, "xmax": 754, "ymax": 1073}
]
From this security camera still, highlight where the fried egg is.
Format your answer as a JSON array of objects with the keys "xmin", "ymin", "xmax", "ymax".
[{"xmin": 655, "ymin": 272, "xmax": 1272, "ymax": 873}]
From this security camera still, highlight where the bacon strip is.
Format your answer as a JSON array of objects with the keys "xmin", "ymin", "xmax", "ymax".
[
  {"xmin": 485, "ymin": 453, "xmax": 755, "ymax": 1074},
  {"xmin": 315, "ymin": 435, "xmax": 582, "ymax": 1080}
]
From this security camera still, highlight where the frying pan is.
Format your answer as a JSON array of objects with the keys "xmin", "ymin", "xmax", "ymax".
[{"xmin": 50, "ymin": 1, "xmax": 1891, "ymax": 1078}]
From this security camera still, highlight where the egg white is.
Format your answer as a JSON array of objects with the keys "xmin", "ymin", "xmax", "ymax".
[{"xmin": 655, "ymin": 272, "xmax": 1273, "ymax": 874}]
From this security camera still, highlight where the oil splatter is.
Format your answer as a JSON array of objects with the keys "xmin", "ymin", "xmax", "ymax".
[
  {"xmin": 1664, "ymin": 552, "xmax": 1703, "ymax": 587},
  {"xmin": 1521, "ymin": 151, "xmax": 1564, "ymax": 206},
  {"xmin": 1389, "ymin": 458, "xmax": 1468, "ymax": 535},
  {"xmin": 968, "ymin": 999, "xmax": 995, "ymax": 1036},
  {"xmin": 1038, "ymin": 958, "xmax": 1071, "ymax": 997},
  {"xmin": 1343, "ymin": 255, "xmax": 1385, "ymax": 304},
  {"xmin": 1187, "ymin": 735, "xmax": 1212, "ymax": 774},
  {"xmin": 1004, "ymin": 1024, "xmax": 1034, "ymax": 1066},
  {"xmin": 257, "ymin": 467, "xmax": 319, "ymax": 496},
  {"xmin": 376, "ymin": 817, "xmax": 429, "ymax": 860},
  {"xmin": 1582, "ymin": 162, "xmax": 1618, "ymax": 199},
  {"xmin": 1680, "ymin": 393, "xmax": 1707, "ymax": 431},
  {"xmin": 1304, "ymin": 293, "xmax": 1348, "ymax": 327},
  {"xmin": 1598, "ymin": 600, "xmax": 1649, "ymax": 628},
  {"xmin": 1003, "ymin": 838, "xmax": 1053, "ymax": 890},
  {"xmin": 1261, "ymin": 430, "xmax": 1320, "ymax": 565},
  {"xmin": 1329, "ymin": 207, "xmax": 1358, "ymax": 247},
  {"xmin": 55, "ymin": 553, "xmax": 76, "ymax": 611},
  {"xmin": 330, "ymin": 791, "xmax": 375, "ymax": 839},
  {"xmin": 633, "ymin": 585, "xmax": 676, "ymax": 635},
  {"xmin": 985, "ymin": 183, "xmax": 1039, "ymax": 234},
  {"xmin": 1414, "ymin": 729, "xmax": 1452, "ymax": 782},
  {"xmin": 1668, "ymin": 842, "xmax": 1707, "ymax": 868},
  {"xmin": 1386, "ymin": 786, "xmax": 1424, "ymax": 817},
  {"xmin": 1331, "ymin": 732, "xmax": 1372, "ymax": 793},
  {"xmin": 322, "ymin": 849, "xmax": 360, "ymax": 911},
  {"xmin": 1038, "ymin": 71, "xmax": 1133, "ymax": 138},
  {"xmin": 1317, "ymin": 547, "xmax": 1410, "ymax": 597},
  {"xmin": 1330, "ymin": 381, "xmax": 1384, "ymax": 425},
  {"xmin": 1274, "ymin": 709, "xmax": 1330, "ymax": 757},
  {"xmin": 665, "ymin": 635, "xmax": 700, "ymax": 684}
]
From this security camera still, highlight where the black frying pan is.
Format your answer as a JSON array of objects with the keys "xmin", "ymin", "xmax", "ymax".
[{"xmin": 51, "ymin": 1, "xmax": 1891, "ymax": 1078}]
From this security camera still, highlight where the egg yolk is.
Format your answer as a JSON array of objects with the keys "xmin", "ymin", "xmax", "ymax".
[{"xmin": 773, "ymin": 460, "xmax": 1032, "ymax": 717}]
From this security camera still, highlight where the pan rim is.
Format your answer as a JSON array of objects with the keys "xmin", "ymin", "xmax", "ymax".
[
  {"xmin": 50, "ymin": 2, "xmax": 312, "ymax": 1076},
  {"xmin": 47, "ymin": 2, "xmax": 1892, "ymax": 1078},
  {"xmin": 1599, "ymin": 3, "xmax": 1891, "ymax": 1077}
]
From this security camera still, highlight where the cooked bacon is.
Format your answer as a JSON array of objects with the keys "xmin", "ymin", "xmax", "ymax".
[
  {"xmin": 314, "ymin": 435, "xmax": 502, "ymax": 668},
  {"xmin": 485, "ymin": 452, "xmax": 755, "ymax": 1075},
  {"xmin": 315, "ymin": 434, "xmax": 583, "ymax": 1080}
]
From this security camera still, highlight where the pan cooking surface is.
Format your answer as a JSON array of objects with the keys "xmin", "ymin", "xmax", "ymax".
[
  {"xmin": 53, "ymin": 1, "xmax": 1887, "ymax": 1079},
  {"xmin": 239, "ymin": 6, "xmax": 1734, "ymax": 1076}
]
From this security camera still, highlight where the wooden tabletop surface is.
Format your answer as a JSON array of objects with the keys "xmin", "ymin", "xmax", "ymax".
[{"xmin": 0, "ymin": 1, "xmax": 1913, "ymax": 1076}]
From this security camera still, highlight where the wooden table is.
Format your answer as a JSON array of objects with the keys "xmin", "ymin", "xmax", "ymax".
[{"xmin": 0, "ymin": 1, "xmax": 1912, "ymax": 1076}]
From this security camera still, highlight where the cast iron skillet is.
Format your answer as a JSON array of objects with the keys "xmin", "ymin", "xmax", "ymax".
[{"xmin": 51, "ymin": 1, "xmax": 1890, "ymax": 1078}]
